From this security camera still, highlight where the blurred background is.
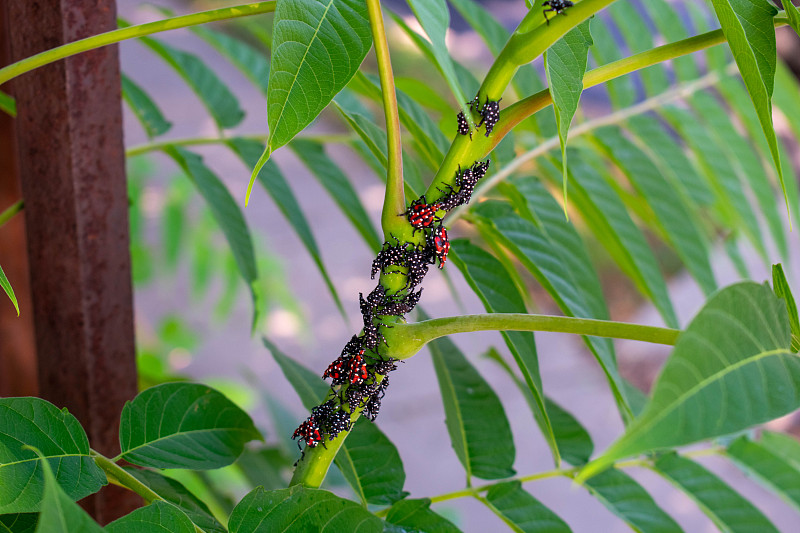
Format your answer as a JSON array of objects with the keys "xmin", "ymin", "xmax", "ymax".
[{"xmin": 11, "ymin": 0, "xmax": 800, "ymax": 530}]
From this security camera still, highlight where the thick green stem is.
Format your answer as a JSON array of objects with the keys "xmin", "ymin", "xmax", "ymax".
[
  {"xmin": 367, "ymin": 0, "xmax": 405, "ymax": 237},
  {"xmin": 384, "ymin": 314, "xmax": 680, "ymax": 359},
  {"xmin": 0, "ymin": 2, "xmax": 277, "ymax": 88},
  {"xmin": 0, "ymin": 200, "xmax": 23, "ymax": 227},
  {"xmin": 91, "ymin": 450, "xmax": 162, "ymax": 504}
]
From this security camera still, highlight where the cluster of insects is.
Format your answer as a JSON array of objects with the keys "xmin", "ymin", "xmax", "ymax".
[
  {"xmin": 457, "ymin": 94, "xmax": 502, "ymax": 138},
  {"xmin": 292, "ymin": 101, "xmax": 499, "ymax": 452}
]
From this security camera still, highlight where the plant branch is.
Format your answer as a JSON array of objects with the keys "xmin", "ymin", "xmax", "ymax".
[
  {"xmin": 448, "ymin": 64, "xmax": 735, "ymax": 222},
  {"xmin": 0, "ymin": 2, "xmax": 277, "ymax": 88},
  {"xmin": 0, "ymin": 200, "xmax": 24, "ymax": 228},
  {"xmin": 367, "ymin": 0, "xmax": 405, "ymax": 237},
  {"xmin": 91, "ymin": 450, "xmax": 162, "ymax": 504},
  {"xmin": 384, "ymin": 314, "xmax": 680, "ymax": 359},
  {"xmin": 125, "ymin": 133, "xmax": 355, "ymax": 158}
]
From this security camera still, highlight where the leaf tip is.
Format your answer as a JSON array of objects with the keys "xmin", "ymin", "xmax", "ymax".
[{"xmin": 247, "ymin": 144, "xmax": 272, "ymax": 206}]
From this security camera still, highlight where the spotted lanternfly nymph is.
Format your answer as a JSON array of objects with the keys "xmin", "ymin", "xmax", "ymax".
[
  {"xmin": 371, "ymin": 357, "xmax": 398, "ymax": 376},
  {"xmin": 371, "ymin": 241, "xmax": 408, "ymax": 279},
  {"xmin": 341, "ymin": 334, "xmax": 364, "ymax": 357},
  {"xmin": 403, "ymin": 196, "xmax": 442, "ymax": 232},
  {"xmin": 477, "ymin": 98, "xmax": 502, "ymax": 137},
  {"xmin": 292, "ymin": 416, "xmax": 324, "ymax": 449},
  {"xmin": 404, "ymin": 247, "xmax": 431, "ymax": 289},
  {"xmin": 326, "ymin": 409, "xmax": 352, "ymax": 440},
  {"xmin": 456, "ymin": 111, "xmax": 471, "ymax": 138},
  {"xmin": 429, "ymin": 225, "xmax": 450, "ymax": 269},
  {"xmin": 381, "ymin": 288, "xmax": 423, "ymax": 316},
  {"xmin": 323, "ymin": 355, "xmax": 349, "ymax": 385},
  {"xmin": 542, "ymin": 0, "xmax": 573, "ymax": 25}
]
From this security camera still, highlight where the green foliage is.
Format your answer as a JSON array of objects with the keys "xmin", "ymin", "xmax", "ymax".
[
  {"xmin": 0, "ymin": 264, "xmax": 19, "ymax": 316},
  {"xmin": 3, "ymin": 0, "xmax": 800, "ymax": 529}
]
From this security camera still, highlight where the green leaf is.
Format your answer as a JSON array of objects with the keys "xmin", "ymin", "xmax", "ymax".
[
  {"xmin": 727, "ymin": 436, "xmax": 800, "ymax": 512},
  {"xmin": 661, "ymin": 105, "xmax": 768, "ymax": 264},
  {"xmin": 481, "ymin": 481, "xmax": 570, "ymax": 533},
  {"xmin": 582, "ymin": 468, "xmax": 683, "ymax": 533},
  {"xmin": 334, "ymin": 418, "xmax": 407, "ymax": 506},
  {"xmin": 708, "ymin": 0, "xmax": 787, "ymax": 215},
  {"xmin": 582, "ymin": 282, "xmax": 795, "ymax": 478},
  {"xmin": 384, "ymin": 499, "xmax": 461, "ymax": 532},
  {"xmin": 0, "ymin": 90, "xmax": 15, "ymax": 117},
  {"xmin": 119, "ymin": 382, "xmax": 262, "ymax": 470},
  {"xmin": 760, "ymin": 431, "xmax": 800, "ymax": 470},
  {"xmin": 540, "ymin": 152, "xmax": 678, "ymax": 328},
  {"xmin": 264, "ymin": 339, "xmax": 407, "ymax": 505},
  {"xmin": 191, "ymin": 26, "xmax": 270, "ymax": 95},
  {"xmin": 449, "ymin": 241, "xmax": 557, "ymax": 466},
  {"xmin": 0, "ymin": 264, "xmax": 19, "ymax": 316},
  {"xmin": 229, "ymin": 486, "xmax": 382, "ymax": 533},
  {"xmin": 106, "ymin": 501, "xmax": 194, "ymax": 533},
  {"xmin": 135, "ymin": 34, "xmax": 245, "ymax": 130},
  {"xmin": 544, "ymin": 19, "xmax": 592, "ymax": 209},
  {"xmin": 227, "ymin": 138, "xmax": 346, "ymax": 321},
  {"xmin": 164, "ymin": 147, "xmax": 260, "ymax": 326},
  {"xmin": 544, "ymin": 397, "xmax": 593, "ymax": 466},
  {"xmin": 786, "ymin": 0, "xmax": 800, "ymax": 35},
  {"xmin": 472, "ymin": 186, "xmax": 630, "ymax": 422},
  {"xmin": 591, "ymin": 127, "xmax": 716, "ymax": 295},
  {"xmin": 640, "ymin": 0, "xmax": 699, "ymax": 82},
  {"xmin": 654, "ymin": 452, "xmax": 779, "ymax": 533},
  {"xmin": 235, "ymin": 445, "xmax": 293, "ymax": 491},
  {"xmin": 0, "ymin": 398, "xmax": 106, "ymax": 513},
  {"xmin": 31, "ymin": 447, "xmax": 104, "ymax": 533},
  {"xmin": 772, "ymin": 264, "xmax": 800, "ymax": 352},
  {"xmin": 405, "ymin": 0, "xmax": 466, "ymax": 109},
  {"xmin": 266, "ymin": 0, "xmax": 371, "ymax": 153},
  {"xmin": 588, "ymin": 18, "xmax": 635, "ymax": 109},
  {"xmin": 289, "ymin": 139, "xmax": 382, "ymax": 250},
  {"xmin": 428, "ymin": 328, "xmax": 516, "ymax": 480},
  {"xmin": 0, "ymin": 514, "xmax": 37, "ymax": 533},
  {"xmin": 123, "ymin": 468, "xmax": 225, "ymax": 533},
  {"xmin": 121, "ymin": 74, "xmax": 171, "ymax": 139}
]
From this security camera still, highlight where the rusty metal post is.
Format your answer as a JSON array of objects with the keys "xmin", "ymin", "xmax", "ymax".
[
  {"xmin": 0, "ymin": 6, "xmax": 37, "ymax": 398},
  {"xmin": 3, "ymin": 0, "xmax": 140, "ymax": 523}
]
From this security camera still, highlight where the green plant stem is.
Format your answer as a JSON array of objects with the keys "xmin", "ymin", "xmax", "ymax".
[
  {"xmin": 448, "ymin": 65, "xmax": 733, "ymax": 222},
  {"xmin": 0, "ymin": 2, "xmax": 277, "ymax": 88},
  {"xmin": 367, "ymin": 0, "xmax": 405, "ymax": 237},
  {"xmin": 385, "ymin": 313, "xmax": 680, "ymax": 359},
  {"xmin": 0, "ymin": 200, "xmax": 23, "ymax": 227},
  {"xmin": 91, "ymin": 450, "xmax": 162, "ymax": 504},
  {"xmin": 125, "ymin": 133, "xmax": 355, "ymax": 158}
]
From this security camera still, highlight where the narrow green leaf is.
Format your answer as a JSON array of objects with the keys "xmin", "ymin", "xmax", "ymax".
[
  {"xmin": 760, "ymin": 431, "xmax": 800, "ymax": 471},
  {"xmin": 264, "ymin": 339, "xmax": 407, "ymax": 506},
  {"xmin": 544, "ymin": 397, "xmax": 593, "ymax": 466},
  {"xmin": 472, "ymin": 187, "xmax": 631, "ymax": 422},
  {"xmin": 334, "ymin": 418, "xmax": 408, "ymax": 506},
  {"xmin": 405, "ymin": 0, "xmax": 466, "ymax": 109},
  {"xmin": 583, "ymin": 468, "xmax": 683, "ymax": 533},
  {"xmin": 191, "ymin": 26, "xmax": 270, "ymax": 95},
  {"xmin": 727, "ymin": 436, "xmax": 800, "ymax": 512},
  {"xmin": 591, "ymin": 127, "xmax": 716, "ymax": 295},
  {"xmin": 31, "ymin": 447, "xmax": 104, "ymax": 533},
  {"xmin": 384, "ymin": 498, "xmax": 461, "ymax": 532},
  {"xmin": 539, "ymin": 152, "xmax": 678, "ymax": 328},
  {"xmin": 481, "ymin": 481, "xmax": 570, "ymax": 533},
  {"xmin": 229, "ymin": 486, "xmax": 382, "ymax": 533},
  {"xmin": 0, "ymin": 398, "xmax": 106, "ymax": 513},
  {"xmin": 654, "ymin": 452, "xmax": 779, "ymax": 533},
  {"xmin": 267, "ymin": 0, "xmax": 371, "ymax": 153},
  {"xmin": 449, "ymin": 241, "xmax": 558, "ymax": 466},
  {"xmin": 545, "ymin": 20, "xmax": 592, "ymax": 211},
  {"xmin": 640, "ymin": 0, "xmax": 699, "ymax": 82},
  {"xmin": 583, "ymin": 282, "xmax": 795, "ymax": 478},
  {"xmin": 121, "ymin": 74, "xmax": 172, "ymax": 139},
  {"xmin": 661, "ymin": 105, "xmax": 768, "ymax": 264},
  {"xmin": 123, "ymin": 468, "xmax": 225, "ymax": 533},
  {"xmin": 588, "ymin": 17, "xmax": 635, "ymax": 109},
  {"xmin": 785, "ymin": 0, "xmax": 800, "ymax": 35},
  {"xmin": 0, "ymin": 514, "xmax": 37, "ymax": 533},
  {"xmin": 708, "ymin": 0, "xmax": 787, "ymax": 216},
  {"xmin": 164, "ymin": 147, "xmax": 260, "ymax": 326},
  {"xmin": 289, "ymin": 139, "xmax": 382, "ymax": 250},
  {"xmin": 161, "ymin": 178, "xmax": 191, "ymax": 271},
  {"xmin": 772, "ymin": 264, "xmax": 800, "ymax": 352},
  {"xmin": 227, "ymin": 138, "xmax": 346, "ymax": 321},
  {"xmin": 134, "ymin": 34, "xmax": 244, "ymax": 130},
  {"xmin": 0, "ymin": 90, "xmax": 15, "ymax": 117},
  {"xmin": 428, "ymin": 329, "xmax": 516, "ymax": 480},
  {"xmin": 119, "ymin": 382, "xmax": 262, "ymax": 470},
  {"xmin": 106, "ymin": 501, "xmax": 194, "ymax": 533},
  {"xmin": 0, "ymin": 264, "xmax": 19, "ymax": 316},
  {"xmin": 608, "ymin": 0, "xmax": 670, "ymax": 95}
]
